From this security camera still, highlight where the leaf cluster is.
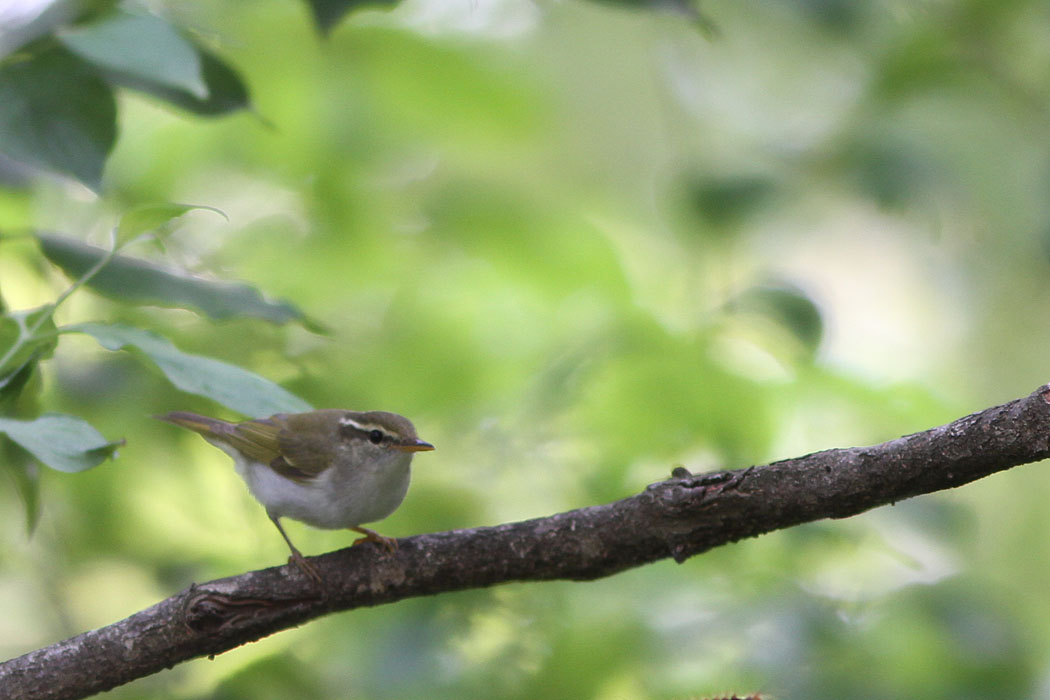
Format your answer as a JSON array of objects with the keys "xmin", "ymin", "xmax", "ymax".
[
  {"xmin": 0, "ymin": 1, "xmax": 250, "ymax": 190},
  {"xmin": 0, "ymin": 205, "xmax": 316, "ymax": 531}
]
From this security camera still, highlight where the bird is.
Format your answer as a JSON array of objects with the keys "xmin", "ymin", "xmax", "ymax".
[{"xmin": 157, "ymin": 409, "xmax": 434, "ymax": 581}]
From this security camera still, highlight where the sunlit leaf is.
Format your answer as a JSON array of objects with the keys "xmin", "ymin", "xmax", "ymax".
[
  {"xmin": 115, "ymin": 203, "xmax": 227, "ymax": 245},
  {"xmin": 0, "ymin": 353, "xmax": 41, "ymax": 408},
  {"xmin": 0, "ymin": 47, "xmax": 116, "ymax": 190},
  {"xmin": 0, "ymin": 311, "xmax": 47, "ymax": 531},
  {"xmin": 37, "ymin": 234, "xmax": 324, "ymax": 330},
  {"xmin": 0, "ymin": 413, "xmax": 123, "ymax": 473},
  {"xmin": 72, "ymin": 323, "xmax": 312, "ymax": 417},
  {"xmin": 59, "ymin": 9, "xmax": 207, "ymax": 99},
  {"xmin": 0, "ymin": 315, "xmax": 20, "ymax": 373},
  {"xmin": 0, "ymin": 306, "xmax": 58, "ymax": 380}
]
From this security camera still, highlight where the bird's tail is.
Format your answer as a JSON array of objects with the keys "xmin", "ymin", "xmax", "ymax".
[{"xmin": 155, "ymin": 411, "xmax": 234, "ymax": 438}]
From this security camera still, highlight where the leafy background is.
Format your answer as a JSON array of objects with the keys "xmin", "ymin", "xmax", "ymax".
[{"xmin": 4, "ymin": 0, "xmax": 1050, "ymax": 698}]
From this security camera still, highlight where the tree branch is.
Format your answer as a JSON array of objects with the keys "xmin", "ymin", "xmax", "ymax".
[{"xmin": 6, "ymin": 384, "xmax": 1050, "ymax": 700}]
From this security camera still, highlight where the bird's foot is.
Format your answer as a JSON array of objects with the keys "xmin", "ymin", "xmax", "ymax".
[
  {"xmin": 287, "ymin": 550, "xmax": 323, "ymax": 587},
  {"xmin": 350, "ymin": 526, "xmax": 398, "ymax": 553}
]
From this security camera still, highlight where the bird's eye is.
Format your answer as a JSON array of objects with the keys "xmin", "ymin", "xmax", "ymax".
[{"xmin": 368, "ymin": 429, "xmax": 384, "ymax": 444}]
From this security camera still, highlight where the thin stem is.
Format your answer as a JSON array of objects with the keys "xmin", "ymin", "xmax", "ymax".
[
  {"xmin": 51, "ymin": 228, "xmax": 122, "ymax": 314},
  {"xmin": 0, "ymin": 230, "xmax": 143, "ymax": 373}
]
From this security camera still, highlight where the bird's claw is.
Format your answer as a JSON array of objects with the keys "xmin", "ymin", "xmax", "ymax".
[
  {"xmin": 287, "ymin": 550, "xmax": 323, "ymax": 586},
  {"xmin": 350, "ymin": 526, "xmax": 398, "ymax": 553}
]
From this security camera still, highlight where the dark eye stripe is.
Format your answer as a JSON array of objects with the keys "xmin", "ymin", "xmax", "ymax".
[{"xmin": 338, "ymin": 420, "xmax": 390, "ymax": 444}]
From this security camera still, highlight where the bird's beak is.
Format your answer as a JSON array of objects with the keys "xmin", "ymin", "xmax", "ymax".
[{"xmin": 396, "ymin": 438, "xmax": 435, "ymax": 452}]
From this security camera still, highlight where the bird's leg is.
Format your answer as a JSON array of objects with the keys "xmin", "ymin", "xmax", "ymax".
[
  {"xmin": 350, "ymin": 526, "xmax": 398, "ymax": 553},
  {"xmin": 269, "ymin": 515, "xmax": 323, "ymax": 585}
]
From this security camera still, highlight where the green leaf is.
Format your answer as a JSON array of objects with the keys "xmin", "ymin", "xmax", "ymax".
[
  {"xmin": 0, "ymin": 353, "xmax": 42, "ymax": 409},
  {"xmin": 37, "ymin": 233, "xmax": 324, "ymax": 330},
  {"xmin": 0, "ymin": 315, "xmax": 21, "ymax": 371},
  {"xmin": 2, "ymin": 439, "xmax": 42, "ymax": 533},
  {"xmin": 686, "ymin": 174, "xmax": 778, "ymax": 231},
  {"xmin": 584, "ymin": 0, "xmax": 715, "ymax": 30},
  {"xmin": 0, "ymin": 413, "xmax": 123, "ymax": 473},
  {"xmin": 59, "ymin": 9, "xmax": 207, "ymax": 99},
  {"xmin": 72, "ymin": 323, "xmax": 312, "ymax": 417},
  {"xmin": 101, "ymin": 43, "xmax": 250, "ymax": 116},
  {"xmin": 0, "ymin": 47, "xmax": 116, "ymax": 190},
  {"xmin": 0, "ymin": 0, "xmax": 70, "ymax": 60},
  {"xmin": 0, "ymin": 305, "xmax": 59, "ymax": 379},
  {"xmin": 304, "ymin": 0, "xmax": 400, "ymax": 35},
  {"xmin": 0, "ymin": 0, "xmax": 122, "ymax": 61},
  {"xmin": 115, "ymin": 203, "xmax": 227, "ymax": 246},
  {"xmin": 847, "ymin": 136, "xmax": 934, "ymax": 209},
  {"xmin": 734, "ymin": 283, "xmax": 824, "ymax": 356}
]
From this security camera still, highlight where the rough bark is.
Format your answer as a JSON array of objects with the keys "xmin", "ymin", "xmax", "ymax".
[{"xmin": 5, "ymin": 384, "xmax": 1050, "ymax": 700}]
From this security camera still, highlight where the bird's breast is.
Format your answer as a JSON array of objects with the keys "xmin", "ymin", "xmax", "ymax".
[{"xmin": 238, "ymin": 454, "xmax": 412, "ymax": 529}]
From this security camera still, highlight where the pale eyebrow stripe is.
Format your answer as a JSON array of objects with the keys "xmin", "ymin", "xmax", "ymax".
[{"xmin": 338, "ymin": 417, "xmax": 388, "ymax": 436}]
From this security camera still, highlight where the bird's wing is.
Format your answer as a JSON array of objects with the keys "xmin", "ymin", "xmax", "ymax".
[
  {"xmin": 231, "ymin": 417, "xmax": 325, "ymax": 481},
  {"xmin": 260, "ymin": 413, "xmax": 339, "ymax": 480},
  {"xmin": 227, "ymin": 418, "xmax": 285, "ymax": 465}
]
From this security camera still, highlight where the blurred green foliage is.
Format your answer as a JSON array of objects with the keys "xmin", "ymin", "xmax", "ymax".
[{"xmin": 4, "ymin": 0, "xmax": 1050, "ymax": 698}]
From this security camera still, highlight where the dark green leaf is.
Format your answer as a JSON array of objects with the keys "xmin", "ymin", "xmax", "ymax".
[
  {"xmin": 68, "ymin": 0, "xmax": 123, "ymax": 25},
  {"xmin": 304, "ymin": 0, "xmax": 400, "ymax": 35},
  {"xmin": 734, "ymin": 283, "xmax": 824, "ymax": 356},
  {"xmin": 0, "ymin": 413, "xmax": 123, "ymax": 473},
  {"xmin": 0, "ymin": 315, "xmax": 19, "ymax": 368},
  {"xmin": 686, "ymin": 174, "xmax": 778, "ymax": 230},
  {"xmin": 0, "ymin": 47, "xmax": 116, "ymax": 189},
  {"xmin": 793, "ymin": 0, "xmax": 864, "ymax": 32},
  {"xmin": 116, "ymin": 203, "xmax": 227, "ymax": 246},
  {"xmin": 584, "ymin": 0, "xmax": 715, "ymax": 30},
  {"xmin": 100, "ymin": 43, "xmax": 250, "ymax": 116},
  {"xmin": 2, "ymin": 439, "xmax": 41, "ymax": 532},
  {"xmin": 59, "ymin": 10, "xmax": 207, "ymax": 99},
  {"xmin": 0, "ymin": 353, "xmax": 41, "ymax": 408},
  {"xmin": 0, "ymin": 305, "xmax": 49, "ymax": 420},
  {"xmin": 846, "ymin": 136, "xmax": 935, "ymax": 209},
  {"xmin": 72, "ymin": 323, "xmax": 313, "ymax": 417},
  {"xmin": 37, "ymin": 233, "xmax": 323, "ymax": 330}
]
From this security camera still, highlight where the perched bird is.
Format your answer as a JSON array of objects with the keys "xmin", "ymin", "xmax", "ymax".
[{"xmin": 158, "ymin": 409, "xmax": 434, "ymax": 580}]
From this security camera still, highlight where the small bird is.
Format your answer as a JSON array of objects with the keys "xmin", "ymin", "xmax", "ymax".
[{"xmin": 157, "ymin": 409, "xmax": 434, "ymax": 580}]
